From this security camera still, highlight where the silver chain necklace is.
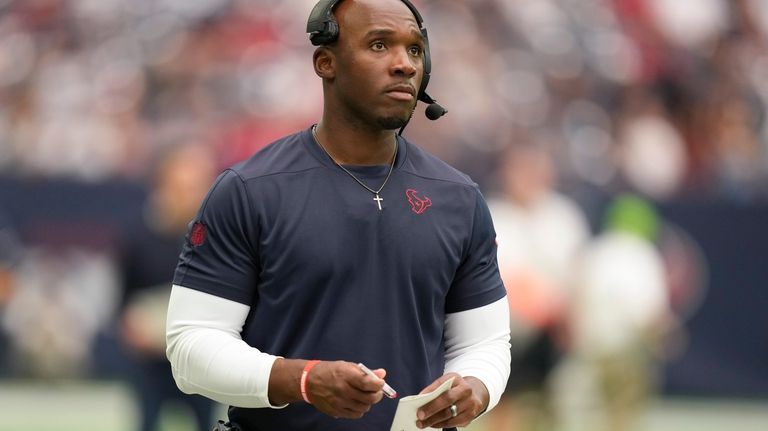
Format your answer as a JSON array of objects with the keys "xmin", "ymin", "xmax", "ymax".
[{"xmin": 311, "ymin": 124, "xmax": 397, "ymax": 211}]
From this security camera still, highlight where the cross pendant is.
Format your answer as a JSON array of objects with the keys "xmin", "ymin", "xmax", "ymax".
[{"xmin": 373, "ymin": 194, "xmax": 383, "ymax": 210}]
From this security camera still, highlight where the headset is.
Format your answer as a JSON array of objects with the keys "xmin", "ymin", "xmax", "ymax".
[{"xmin": 306, "ymin": 0, "xmax": 447, "ymax": 121}]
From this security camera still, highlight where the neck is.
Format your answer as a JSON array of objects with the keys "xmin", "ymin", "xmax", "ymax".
[{"xmin": 314, "ymin": 117, "xmax": 397, "ymax": 165}]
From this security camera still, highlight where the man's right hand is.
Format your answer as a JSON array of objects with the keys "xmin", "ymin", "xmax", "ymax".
[
  {"xmin": 307, "ymin": 360, "xmax": 387, "ymax": 418},
  {"xmin": 269, "ymin": 359, "xmax": 387, "ymax": 418}
]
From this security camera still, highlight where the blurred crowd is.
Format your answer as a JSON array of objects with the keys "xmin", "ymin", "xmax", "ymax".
[
  {"xmin": 0, "ymin": 0, "xmax": 765, "ymax": 198},
  {"xmin": 0, "ymin": 0, "xmax": 764, "ymax": 430}
]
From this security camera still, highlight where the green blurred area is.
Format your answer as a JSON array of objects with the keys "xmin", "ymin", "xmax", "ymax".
[
  {"xmin": 0, "ymin": 381, "xmax": 766, "ymax": 431},
  {"xmin": 0, "ymin": 381, "xmax": 225, "ymax": 431}
]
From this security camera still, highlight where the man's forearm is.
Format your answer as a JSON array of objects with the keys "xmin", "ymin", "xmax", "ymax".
[
  {"xmin": 267, "ymin": 358, "xmax": 308, "ymax": 405},
  {"xmin": 443, "ymin": 297, "xmax": 511, "ymax": 414},
  {"xmin": 166, "ymin": 285, "xmax": 286, "ymax": 408}
]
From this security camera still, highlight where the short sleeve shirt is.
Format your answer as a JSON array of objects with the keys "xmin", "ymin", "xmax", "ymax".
[{"xmin": 174, "ymin": 127, "xmax": 505, "ymax": 431}]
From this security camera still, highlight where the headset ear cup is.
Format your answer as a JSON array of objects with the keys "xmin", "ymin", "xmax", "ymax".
[
  {"xmin": 307, "ymin": 0, "xmax": 341, "ymax": 46},
  {"xmin": 325, "ymin": 21, "xmax": 339, "ymax": 44},
  {"xmin": 311, "ymin": 21, "xmax": 338, "ymax": 46},
  {"xmin": 310, "ymin": 26, "xmax": 327, "ymax": 45}
]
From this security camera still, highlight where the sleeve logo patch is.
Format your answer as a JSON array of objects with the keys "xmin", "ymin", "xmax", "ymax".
[{"xmin": 190, "ymin": 222, "xmax": 207, "ymax": 247}]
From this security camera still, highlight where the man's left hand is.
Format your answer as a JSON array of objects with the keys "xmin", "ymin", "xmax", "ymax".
[{"xmin": 414, "ymin": 372, "xmax": 488, "ymax": 429}]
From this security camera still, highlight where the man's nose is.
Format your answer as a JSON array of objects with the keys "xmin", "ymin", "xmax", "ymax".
[{"xmin": 390, "ymin": 47, "xmax": 417, "ymax": 77}]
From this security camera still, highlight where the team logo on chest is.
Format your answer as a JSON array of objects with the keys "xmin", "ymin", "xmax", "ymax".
[{"xmin": 405, "ymin": 189, "xmax": 432, "ymax": 214}]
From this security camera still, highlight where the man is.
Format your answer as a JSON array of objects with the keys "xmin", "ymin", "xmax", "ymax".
[
  {"xmin": 166, "ymin": 1, "xmax": 511, "ymax": 430},
  {"xmin": 486, "ymin": 141, "xmax": 590, "ymax": 431},
  {"xmin": 566, "ymin": 195, "xmax": 670, "ymax": 431},
  {"xmin": 119, "ymin": 143, "xmax": 217, "ymax": 431}
]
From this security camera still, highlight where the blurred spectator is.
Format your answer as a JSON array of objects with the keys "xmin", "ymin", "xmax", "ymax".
[
  {"xmin": 559, "ymin": 195, "xmax": 671, "ymax": 431},
  {"xmin": 486, "ymin": 139, "xmax": 590, "ymax": 431},
  {"xmin": 2, "ymin": 246, "xmax": 118, "ymax": 378},
  {"xmin": 615, "ymin": 86, "xmax": 687, "ymax": 200},
  {"xmin": 116, "ymin": 142, "xmax": 218, "ymax": 431},
  {"xmin": 0, "ymin": 211, "xmax": 21, "ymax": 376}
]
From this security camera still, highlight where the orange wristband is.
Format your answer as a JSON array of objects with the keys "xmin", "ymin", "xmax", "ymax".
[{"xmin": 300, "ymin": 360, "xmax": 321, "ymax": 404}]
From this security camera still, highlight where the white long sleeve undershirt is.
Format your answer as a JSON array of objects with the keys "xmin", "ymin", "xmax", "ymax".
[{"xmin": 166, "ymin": 285, "xmax": 511, "ymax": 411}]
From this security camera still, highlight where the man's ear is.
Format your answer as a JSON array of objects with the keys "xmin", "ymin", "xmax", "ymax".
[{"xmin": 313, "ymin": 47, "xmax": 335, "ymax": 79}]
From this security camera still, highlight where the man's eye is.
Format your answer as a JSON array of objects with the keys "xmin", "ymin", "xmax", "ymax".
[
  {"xmin": 372, "ymin": 42, "xmax": 386, "ymax": 51},
  {"xmin": 409, "ymin": 46, "xmax": 422, "ymax": 56}
]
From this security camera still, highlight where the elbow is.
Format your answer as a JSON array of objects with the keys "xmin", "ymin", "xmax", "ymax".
[
  {"xmin": 165, "ymin": 325, "xmax": 180, "ymax": 369},
  {"xmin": 165, "ymin": 328, "xmax": 195, "ymax": 395},
  {"xmin": 170, "ymin": 363, "xmax": 196, "ymax": 395}
]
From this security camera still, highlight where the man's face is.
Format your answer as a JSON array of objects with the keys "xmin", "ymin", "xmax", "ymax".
[{"xmin": 330, "ymin": 0, "xmax": 425, "ymax": 129}]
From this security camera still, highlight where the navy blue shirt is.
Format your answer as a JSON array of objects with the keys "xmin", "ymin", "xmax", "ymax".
[{"xmin": 174, "ymin": 127, "xmax": 505, "ymax": 430}]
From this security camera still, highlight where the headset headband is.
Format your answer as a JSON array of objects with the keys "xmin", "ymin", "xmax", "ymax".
[{"xmin": 306, "ymin": 0, "xmax": 434, "ymax": 104}]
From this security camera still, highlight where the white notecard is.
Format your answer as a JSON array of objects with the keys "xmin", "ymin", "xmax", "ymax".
[{"xmin": 389, "ymin": 377, "xmax": 455, "ymax": 431}]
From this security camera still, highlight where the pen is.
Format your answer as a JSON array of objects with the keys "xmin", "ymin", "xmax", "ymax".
[{"xmin": 357, "ymin": 363, "xmax": 398, "ymax": 399}]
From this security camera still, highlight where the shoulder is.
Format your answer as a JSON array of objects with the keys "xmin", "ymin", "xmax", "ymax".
[
  {"xmin": 228, "ymin": 129, "xmax": 321, "ymax": 182},
  {"xmin": 400, "ymin": 139, "xmax": 477, "ymax": 189}
]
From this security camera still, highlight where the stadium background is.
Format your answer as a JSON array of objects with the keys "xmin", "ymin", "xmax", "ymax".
[{"xmin": 0, "ymin": 0, "xmax": 767, "ymax": 429}]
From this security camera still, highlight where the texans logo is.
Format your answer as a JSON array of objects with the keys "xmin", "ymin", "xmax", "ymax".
[
  {"xmin": 190, "ymin": 222, "xmax": 207, "ymax": 247},
  {"xmin": 406, "ymin": 189, "xmax": 432, "ymax": 214}
]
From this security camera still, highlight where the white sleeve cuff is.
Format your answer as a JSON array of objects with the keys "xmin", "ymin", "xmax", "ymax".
[
  {"xmin": 166, "ymin": 285, "xmax": 286, "ymax": 409},
  {"xmin": 443, "ymin": 297, "xmax": 511, "ymax": 415}
]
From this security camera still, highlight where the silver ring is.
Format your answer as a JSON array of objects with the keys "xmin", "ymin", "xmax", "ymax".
[{"xmin": 450, "ymin": 404, "xmax": 458, "ymax": 418}]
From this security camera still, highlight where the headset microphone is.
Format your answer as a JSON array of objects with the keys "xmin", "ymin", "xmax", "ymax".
[
  {"xmin": 421, "ymin": 93, "xmax": 447, "ymax": 120},
  {"xmin": 425, "ymin": 103, "xmax": 447, "ymax": 120}
]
